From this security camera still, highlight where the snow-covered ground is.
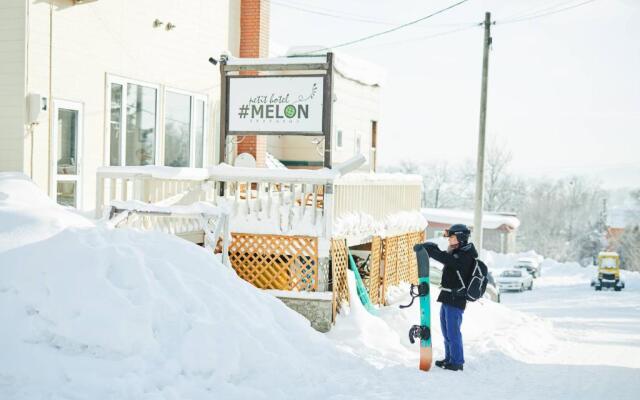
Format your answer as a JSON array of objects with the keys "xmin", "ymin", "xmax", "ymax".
[{"xmin": 1, "ymin": 173, "xmax": 639, "ymax": 399}]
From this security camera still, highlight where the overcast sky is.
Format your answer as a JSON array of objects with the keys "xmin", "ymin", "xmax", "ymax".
[{"xmin": 270, "ymin": 0, "xmax": 640, "ymax": 189}]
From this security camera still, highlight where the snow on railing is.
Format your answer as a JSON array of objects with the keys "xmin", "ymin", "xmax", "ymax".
[
  {"xmin": 105, "ymin": 200, "xmax": 231, "ymax": 266},
  {"xmin": 95, "ymin": 157, "xmax": 422, "ymax": 239}
]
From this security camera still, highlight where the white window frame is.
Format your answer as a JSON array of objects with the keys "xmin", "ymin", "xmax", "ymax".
[
  {"xmin": 164, "ymin": 87, "xmax": 209, "ymax": 168},
  {"xmin": 50, "ymin": 99, "xmax": 84, "ymax": 208},
  {"xmin": 105, "ymin": 74, "xmax": 208, "ymax": 168},
  {"xmin": 106, "ymin": 74, "xmax": 162, "ymax": 166}
]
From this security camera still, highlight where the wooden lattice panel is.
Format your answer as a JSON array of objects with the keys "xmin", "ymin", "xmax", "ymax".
[
  {"xmin": 396, "ymin": 234, "xmax": 412, "ymax": 284},
  {"xmin": 227, "ymin": 233, "xmax": 318, "ymax": 291},
  {"xmin": 381, "ymin": 235, "xmax": 398, "ymax": 304},
  {"xmin": 330, "ymin": 239, "xmax": 349, "ymax": 320},
  {"xmin": 381, "ymin": 231, "xmax": 426, "ymax": 303},
  {"xmin": 368, "ymin": 236, "xmax": 383, "ymax": 305}
]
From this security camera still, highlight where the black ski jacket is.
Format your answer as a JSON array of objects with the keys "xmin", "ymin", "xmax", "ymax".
[{"xmin": 419, "ymin": 241, "xmax": 478, "ymax": 310}]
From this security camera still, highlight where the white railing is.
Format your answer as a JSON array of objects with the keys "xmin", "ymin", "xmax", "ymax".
[
  {"xmin": 105, "ymin": 201, "xmax": 231, "ymax": 266},
  {"xmin": 95, "ymin": 162, "xmax": 422, "ymax": 239},
  {"xmin": 96, "ymin": 165, "xmax": 335, "ymax": 237}
]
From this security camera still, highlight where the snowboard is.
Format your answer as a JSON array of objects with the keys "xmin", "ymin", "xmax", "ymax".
[{"xmin": 400, "ymin": 246, "xmax": 432, "ymax": 371}]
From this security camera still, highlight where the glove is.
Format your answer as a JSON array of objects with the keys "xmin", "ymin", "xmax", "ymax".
[{"xmin": 413, "ymin": 243, "xmax": 422, "ymax": 252}]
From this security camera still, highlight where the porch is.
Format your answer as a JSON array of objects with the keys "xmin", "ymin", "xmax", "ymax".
[{"xmin": 96, "ymin": 161, "xmax": 425, "ymax": 330}]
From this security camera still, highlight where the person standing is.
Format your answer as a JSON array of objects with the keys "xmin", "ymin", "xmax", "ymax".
[{"xmin": 414, "ymin": 224, "xmax": 477, "ymax": 371}]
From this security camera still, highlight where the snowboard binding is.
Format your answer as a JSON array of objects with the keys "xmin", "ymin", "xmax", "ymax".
[
  {"xmin": 399, "ymin": 282, "xmax": 429, "ymax": 309},
  {"xmin": 408, "ymin": 325, "xmax": 431, "ymax": 344}
]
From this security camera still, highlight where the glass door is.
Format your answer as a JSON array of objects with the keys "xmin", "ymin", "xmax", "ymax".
[{"xmin": 52, "ymin": 100, "xmax": 83, "ymax": 208}]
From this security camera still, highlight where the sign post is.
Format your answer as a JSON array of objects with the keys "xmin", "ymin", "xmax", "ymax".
[{"xmin": 218, "ymin": 53, "xmax": 334, "ymax": 168}]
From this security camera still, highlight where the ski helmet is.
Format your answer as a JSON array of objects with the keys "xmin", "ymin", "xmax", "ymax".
[{"xmin": 445, "ymin": 223, "xmax": 471, "ymax": 244}]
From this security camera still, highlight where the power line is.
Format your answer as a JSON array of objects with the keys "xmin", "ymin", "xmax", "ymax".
[
  {"xmin": 301, "ymin": 0, "xmax": 472, "ymax": 54},
  {"xmin": 497, "ymin": 0, "xmax": 599, "ymax": 25},
  {"xmin": 270, "ymin": 0, "xmax": 397, "ymax": 25},
  {"xmin": 272, "ymin": 0, "xmax": 478, "ymax": 28},
  {"xmin": 350, "ymin": 23, "xmax": 482, "ymax": 51},
  {"xmin": 502, "ymin": 0, "xmax": 579, "ymax": 20}
]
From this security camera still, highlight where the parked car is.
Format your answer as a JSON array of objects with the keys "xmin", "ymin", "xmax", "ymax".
[
  {"xmin": 514, "ymin": 257, "xmax": 541, "ymax": 278},
  {"xmin": 496, "ymin": 269, "xmax": 533, "ymax": 292},
  {"xmin": 484, "ymin": 271, "xmax": 501, "ymax": 302}
]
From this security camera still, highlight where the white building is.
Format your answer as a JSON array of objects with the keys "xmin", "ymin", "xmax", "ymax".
[
  {"xmin": 0, "ymin": 0, "xmax": 247, "ymax": 211},
  {"xmin": 0, "ymin": 0, "xmax": 384, "ymax": 213},
  {"xmin": 421, "ymin": 207, "xmax": 521, "ymax": 253}
]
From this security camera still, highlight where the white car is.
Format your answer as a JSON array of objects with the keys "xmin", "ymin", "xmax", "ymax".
[
  {"xmin": 514, "ymin": 257, "xmax": 542, "ymax": 278},
  {"xmin": 496, "ymin": 269, "xmax": 533, "ymax": 292}
]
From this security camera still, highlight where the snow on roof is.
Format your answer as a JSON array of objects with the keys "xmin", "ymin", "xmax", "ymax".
[
  {"xmin": 421, "ymin": 208, "xmax": 521, "ymax": 230},
  {"xmin": 225, "ymin": 54, "xmax": 327, "ymax": 66},
  {"xmin": 266, "ymin": 43, "xmax": 385, "ymax": 87}
]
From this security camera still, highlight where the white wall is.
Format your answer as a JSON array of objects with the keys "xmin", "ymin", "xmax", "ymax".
[
  {"xmin": 24, "ymin": 0, "xmax": 239, "ymax": 211},
  {"xmin": 0, "ymin": 0, "xmax": 26, "ymax": 172}
]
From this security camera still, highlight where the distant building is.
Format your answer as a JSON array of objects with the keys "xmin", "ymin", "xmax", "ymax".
[{"xmin": 421, "ymin": 208, "xmax": 520, "ymax": 253}]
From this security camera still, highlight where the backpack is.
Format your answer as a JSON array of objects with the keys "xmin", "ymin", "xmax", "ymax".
[{"xmin": 456, "ymin": 259, "xmax": 489, "ymax": 302}]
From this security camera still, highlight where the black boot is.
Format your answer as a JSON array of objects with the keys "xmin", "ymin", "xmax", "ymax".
[
  {"xmin": 442, "ymin": 363, "xmax": 463, "ymax": 371},
  {"xmin": 435, "ymin": 359, "xmax": 449, "ymax": 368}
]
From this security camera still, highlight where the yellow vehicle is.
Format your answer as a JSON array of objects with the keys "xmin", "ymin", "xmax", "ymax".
[{"xmin": 591, "ymin": 252, "xmax": 625, "ymax": 291}]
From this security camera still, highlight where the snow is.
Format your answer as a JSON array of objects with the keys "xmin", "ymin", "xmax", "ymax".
[
  {"xmin": 422, "ymin": 207, "xmax": 521, "ymax": 230},
  {"xmin": 109, "ymin": 200, "xmax": 229, "ymax": 217},
  {"xmin": 265, "ymin": 152, "xmax": 287, "ymax": 170},
  {"xmin": 332, "ymin": 211, "xmax": 427, "ymax": 239},
  {"xmin": 224, "ymin": 54, "xmax": 327, "ymax": 66},
  {"xmin": 265, "ymin": 289, "xmax": 333, "ymax": 301},
  {"xmin": 208, "ymin": 163, "xmax": 338, "ymax": 183},
  {"xmin": 0, "ymin": 173, "xmax": 93, "ymax": 253},
  {"xmin": 285, "ymin": 46, "xmax": 386, "ymax": 87},
  {"xmin": 2, "ymin": 174, "xmax": 640, "ymax": 399}
]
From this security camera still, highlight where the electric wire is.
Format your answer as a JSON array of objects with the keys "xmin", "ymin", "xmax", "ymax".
[
  {"xmin": 497, "ymin": 0, "xmax": 599, "ymax": 25},
  {"xmin": 300, "ymin": 0, "xmax": 472, "ymax": 54}
]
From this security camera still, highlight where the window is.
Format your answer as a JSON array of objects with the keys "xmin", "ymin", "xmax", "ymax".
[
  {"xmin": 108, "ymin": 76, "xmax": 207, "ymax": 168},
  {"xmin": 126, "ymin": 84, "xmax": 158, "ymax": 166},
  {"xmin": 164, "ymin": 91, "xmax": 207, "ymax": 168},
  {"xmin": 164, "ymin": 91, "xmax": 191, "ymax": 167},
  {"xmin": 194, "ymin": 99, "xmax": 206, "ymax": 168},
  {"xmin": 109, "ymin": 83, "xmax": 122, "ymax": 166},
  {"xmin": 355, "ymin": 134, "xmax": 362, "ymax": 154},
  {"xmin": 108, "ymin": 77, "xmax": 159, "ymax": 166},
  {"xmin": 52, "ymin": 100, "xmax": 83, "ymax": 208},
  {"xmin": 336, "ymin": 129, "xmax": 343, "ymax": 148}
]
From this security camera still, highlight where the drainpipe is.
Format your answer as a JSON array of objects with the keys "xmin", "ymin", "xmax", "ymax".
[{"xmin": 47, "ymin": 0, "xmax": 53, "ymax": 195}]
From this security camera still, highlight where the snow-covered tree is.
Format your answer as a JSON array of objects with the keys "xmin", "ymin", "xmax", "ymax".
[{"xmin": 617, "ymin": 225, "xmax": 640, "ymax": 271}]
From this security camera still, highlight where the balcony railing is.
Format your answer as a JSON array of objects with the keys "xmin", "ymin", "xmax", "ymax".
[{"xmin": 96, "ymin": 161, "xmax": 422, "ymax": 241}]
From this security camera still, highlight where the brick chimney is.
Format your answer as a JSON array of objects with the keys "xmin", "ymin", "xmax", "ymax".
[{"xmin": 237, "ymin": 0, "xmax": 270, "ymax": 167}]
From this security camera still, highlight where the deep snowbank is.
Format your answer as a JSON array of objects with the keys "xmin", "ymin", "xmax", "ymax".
[{"xmin": 0, "ymin": 175, "xmax": 370, "ymax": 399}]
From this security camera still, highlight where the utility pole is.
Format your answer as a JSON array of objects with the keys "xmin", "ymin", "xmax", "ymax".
[{"xmin": 472, "ymin": 12, "xmax": 492, "ymax": 249}]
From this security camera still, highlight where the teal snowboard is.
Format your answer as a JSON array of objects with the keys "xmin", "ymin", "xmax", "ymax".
[
  {"xmin": 400, "ymin": 246, "xmax": 432, "ymax": 371},
  {"xmin": 348, "ymin": 250, "xmax": 379, "ymax": 316}
]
